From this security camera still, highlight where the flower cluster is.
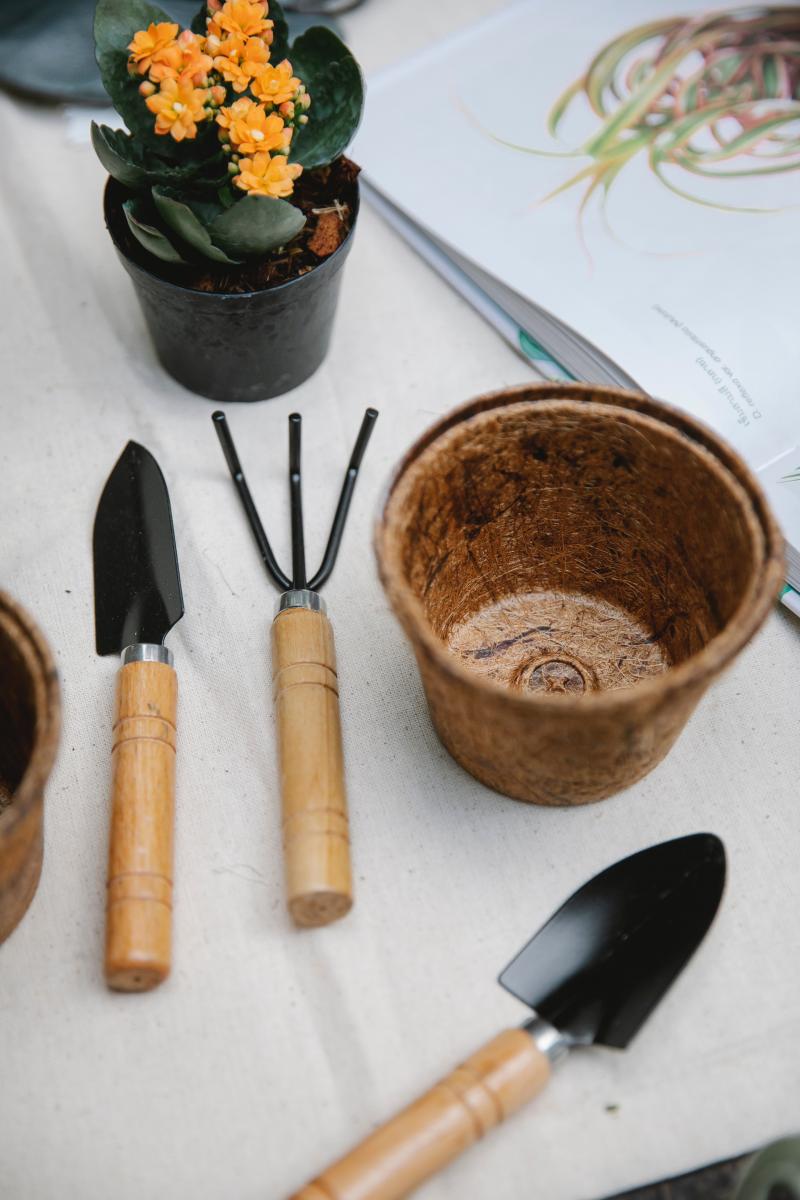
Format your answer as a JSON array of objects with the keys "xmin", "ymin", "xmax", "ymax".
[
  {"xmin": 95, "ymin": 0, "xmax": 363, "ymax": 267},
  {"xmin": 128, "ymin": 0, "xmax": 310, "ymax": 197},
  {"xmin": 129, "ymin": 24, "xmax": 219, "ymax": 141}
]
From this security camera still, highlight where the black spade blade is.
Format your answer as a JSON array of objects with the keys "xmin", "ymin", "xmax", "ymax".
[
  {"xmin": 499, "ymin": 833, "xmax": 726, "ymax": 1049},
  {"xmin": 93, "ymin": 442, "xmax": 184, "ymax": 656}
]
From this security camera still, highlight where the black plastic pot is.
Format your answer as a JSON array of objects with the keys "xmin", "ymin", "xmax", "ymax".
[{"xmin": 103, "ymin": 177, "xmax": 358, "ymax": 402}]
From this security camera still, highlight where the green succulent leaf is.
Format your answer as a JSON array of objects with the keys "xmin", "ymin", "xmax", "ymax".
[
  {"xmin": 152, "ymin": 187, "xmax": 242, "ymax": 263},
  {"xmin": 269, "ymin": 0, "xmax": 290, "ymax": 63},
  {"xmin": 190, "ymin": 1, "xmax": 209, "ymax": 35},
  {"xmin": 93, "ymin": 123, "xmax": 153, "ymax": 189},
  {"xmin": 91, "ymin": 122, "xmax": 221, "ymax": 190},
  {"xmin": 289, "ymin": 26, "xmax": 364, "ymax": 169},
  {"xmin": 94, "ymin": 0, "xmax": 224, "ymax": 168},
  {"xmin": 123, "ymin": 197, "xmax": 188, "ymax": 262},
  {"xmin": 94, "ymin": 0, "xmax": 181, "ymax": 155},
  {"xmin": 208, "ymin": 194, "xmax": 306, "ymax": 258}
]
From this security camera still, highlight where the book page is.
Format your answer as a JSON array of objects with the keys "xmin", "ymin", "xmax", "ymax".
[
  {"xmin": 354, "ymin": 0, "xmax": 800, "ymax": 469},
  {"xmin": 758, "ymin": 449, "xmax": 800, "ymax": 568}
]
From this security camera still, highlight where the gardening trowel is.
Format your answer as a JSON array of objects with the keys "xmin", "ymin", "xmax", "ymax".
[
  {"xmin": 93, "ymin": 441, "xmax": 184, "ymax": 993},
  {"xmin": 290, "ymin": 832, "xmax": 726, "ymax": 1200}
]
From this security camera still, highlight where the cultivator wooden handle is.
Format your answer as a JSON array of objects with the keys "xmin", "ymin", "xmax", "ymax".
[
  {"xmin": 289, "ymin": 1029, "xmax": 551, "ymax": 1200},
  {"xmin": 272, "ymin": 601, "xmax": 352, "ymax": 928},
  {"xmin": 105, "ymin": 657, "xmax": 176, "ymax": 992}
]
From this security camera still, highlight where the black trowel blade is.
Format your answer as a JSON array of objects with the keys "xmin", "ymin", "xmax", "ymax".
[
  {"xmin": 499, "ymin": 833, "xmax": 726, "ymax": 1049},
  {"xmin": 93, "ymin": 441, "xmax": 183, "ymax": 656}
]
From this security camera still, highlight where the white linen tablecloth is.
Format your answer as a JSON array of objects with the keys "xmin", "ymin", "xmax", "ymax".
[{"xmin": 1, "ymin": 3, "xmax": 799, "ymax": 1198}]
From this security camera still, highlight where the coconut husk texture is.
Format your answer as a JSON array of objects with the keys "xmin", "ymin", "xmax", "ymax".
[
  {"xmin": 375, "ymin": 385, "xmax": 784, "ymax": 805},
  {"xmin": 0, "ymin": 591, "xmax": 60, "ymax": 942}
]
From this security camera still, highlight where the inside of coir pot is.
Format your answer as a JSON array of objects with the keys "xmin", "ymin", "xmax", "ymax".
[
  {"xmin": 389, "ymin": 401, "xmax": 760, "ymax": 697},
  {"xmin": 0, "ymin": 624, "xmax": 37, "ymax": 811}
]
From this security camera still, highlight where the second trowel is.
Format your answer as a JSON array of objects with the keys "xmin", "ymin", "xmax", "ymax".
[
  {"xmin": 291, "ymin": 832, "xmax": 727, "ymax": 1199},
  {"xmin": 93, "ymin": 441, "xmax": 183, "ymax": 992}
]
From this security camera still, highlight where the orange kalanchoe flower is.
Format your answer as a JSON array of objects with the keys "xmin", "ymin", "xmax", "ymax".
[
  {"xmin": 209, "ymin": 1, "xmax": 272, "ymax": 42},
  {"xmin": 218, "ymin": 97, "xmax": 292, "ymax": 155},
  {"xmin": 128, "ymin": 22, "xmax": 179, "ymax": 75},
  {"xmin": 252, "ymin": 60, "xmax": 301, "ymax": 107},
  {"xmin": 206, "ymin": 29, "xmax": 245, "ymax": 65},
  {"xmin": 178, "ymin": 30, "xmax": 214, "ymax": 85},
  {"xmin": 212, "ymin": 34, "xmax": 270, "ymax": 92},
  {"xmin": 240, "ymin": 36, "xmax": 271, "ymax": 79},
  {"xmin": 149, "ymin": 30, "xmax": 213, "ymax": 86},
  {"xmin": 235, "ymin": 152, "xmax": 302, "ymax": 198},
  {"xmin": 146, "ymin": 77, "xmax": 211, "ymax": 141}
]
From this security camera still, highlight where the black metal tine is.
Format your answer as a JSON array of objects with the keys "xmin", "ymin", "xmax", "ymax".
[
  {"xmin": 308, "ymin": 408, "xmax": 379, "ymax": 592},
  {"xmin": 288, "ymin": 413, "xmax": 307, "ymax": 590},
  {"xmin": 212, "ymin": 411, "xmax": 292, "ymax": 592}
]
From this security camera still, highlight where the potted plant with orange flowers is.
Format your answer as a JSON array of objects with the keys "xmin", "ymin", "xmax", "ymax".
[{"xmin": 92, "ymin": 0, "xmax": 364, "ymax": 401}]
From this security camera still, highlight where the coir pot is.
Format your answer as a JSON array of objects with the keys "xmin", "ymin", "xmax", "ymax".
[
  {"xmin": 0, "ymin": 590, "xmax": 60, "ymax": 944},
  {"xmin": 103, "ymin": 176, "xmax": 359, "ymax": 403},
  {"xmin": 375, "ymin": 384, "xmax": 784, "ymax": 807}
]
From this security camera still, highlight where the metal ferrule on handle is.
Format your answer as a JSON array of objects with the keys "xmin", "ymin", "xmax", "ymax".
[
  {"xmin": 276, "ymin": 589, "xmax": 327, "ymax": 617},
  {"xmin": 525, "ymin": 1014, "xmax": 572, "ymax": 1065},
  {"xmin": 271, "ymin": 595, "xmax": 352, "ymax": 928},
  {"xmin": 105, "ymin": 643, "xmax": 177, "ymax": 992},
  {"xmin": 122, "ymin": 642, "xmax": 174, "ymax": 666}
]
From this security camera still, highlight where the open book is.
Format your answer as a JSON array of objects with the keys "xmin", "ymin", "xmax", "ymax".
[{"xmin": 352, "ymin": 0, "xmax": 800, "ymax": 606}]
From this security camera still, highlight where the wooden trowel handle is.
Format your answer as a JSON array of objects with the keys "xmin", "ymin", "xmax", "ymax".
[
  {"xmin": 289, "ymin": 1029, "xmax": 550, "ymax": 1200},
  {"xmin": 272, "ymin": 605, "xmax": 352, "ymax": 928},
  {"xmin": 105, "ymin": 658, "xmax": 176, "ymax": 992}
]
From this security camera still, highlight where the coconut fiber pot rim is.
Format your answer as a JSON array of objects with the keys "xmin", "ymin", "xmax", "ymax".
[
  {"xmin": 0, "ymin": 591, "xmax": 60, "ymax": 837},
  {"xmin": 103, "ymin": 174, "xmax": 360, "ymax": 303},
  {"xmin": 375, "ymin": 383, "xmax": 784, "ymax": 716}
]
